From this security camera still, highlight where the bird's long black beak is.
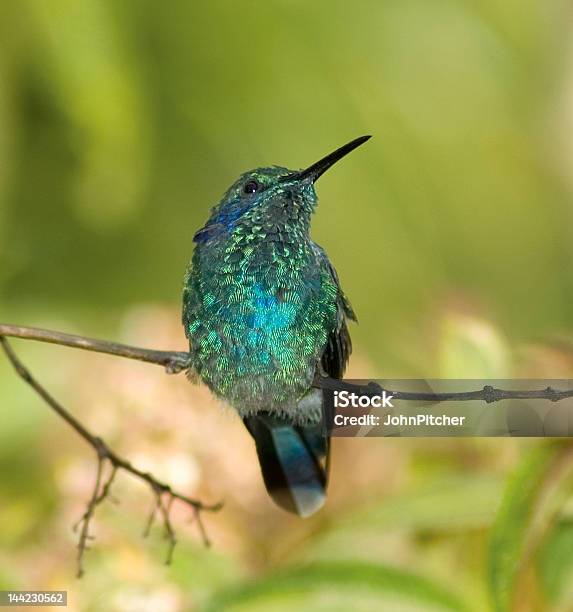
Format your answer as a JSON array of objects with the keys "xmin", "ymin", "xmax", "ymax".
[{"xmin": 285, "ymin": 135, "xmax": 371, "ymax": 183}]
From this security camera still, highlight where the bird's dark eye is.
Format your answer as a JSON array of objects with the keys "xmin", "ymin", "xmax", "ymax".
[{"xmin": 243, "ymin": 180, "xmax": 260, "ymax": 194}]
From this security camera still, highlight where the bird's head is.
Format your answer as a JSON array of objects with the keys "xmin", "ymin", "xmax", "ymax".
[{"xmin": 194, "ymin": 135, "xmax": 371, "ymax": 244}]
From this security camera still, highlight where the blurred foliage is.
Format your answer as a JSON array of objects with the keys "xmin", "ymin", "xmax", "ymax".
[
  {"xmin": 489, "ymin": 442, "xmax": 573, "ymax": 610},
  {"xmin": 207, "ymin": 561, "xmax": 470, "ymax": 612},
  {"xmin": 1, "ymin": 0, "xmax": 573, "ymax": 610}
]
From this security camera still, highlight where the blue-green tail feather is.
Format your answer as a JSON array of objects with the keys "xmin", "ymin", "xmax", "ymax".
[{"xmin": 244, "ymin": 413, "xmax": 329, "ymax": 517}]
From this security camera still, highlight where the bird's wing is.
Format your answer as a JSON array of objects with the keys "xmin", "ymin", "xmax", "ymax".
[
  {"xmin": 313, "ymin": 244, "xmax": 356, "ymax": 379},
  {"xmin": 181, "ymin": 265, "xmax": 195, "ymax": 333}
]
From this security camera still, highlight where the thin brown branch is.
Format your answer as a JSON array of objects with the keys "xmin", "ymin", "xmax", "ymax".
[
  {"xmin": 73, "ymin": 459, "xmax": 117, "ymax": 577},
  {"xmin": 157, "ymin": 492, "xmax": 177, "ymax": 565},
  {"xmin": 143, "ymin": 496, "xmax": 161, "ymax": 539},
  {"xmin": 192, "ymin": 505, "xmax": 212, "ymax": 547},
  {"xmin": 142, "ymin": 485, "xmax": 178, "ymax": 564},
  {"xmin": 0, "ymin": 323, "xmax": 190, "ymax": 374},
  {"xmin": 0, "ymin": 336, "xmax": 222, "ymax": 576}
]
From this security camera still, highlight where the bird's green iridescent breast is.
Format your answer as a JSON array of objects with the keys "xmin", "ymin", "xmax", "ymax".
[{"xmin": 183, "ymin": 221, "xmax": 339, "ymax": 418}]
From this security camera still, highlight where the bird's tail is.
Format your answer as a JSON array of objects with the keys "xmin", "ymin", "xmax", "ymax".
[{"xmin": 243, "ymin": 411, "xmax": 329, "ymax": 518}]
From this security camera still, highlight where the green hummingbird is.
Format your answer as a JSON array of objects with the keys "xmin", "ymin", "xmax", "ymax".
[{"xmin": 182, "ymin": 136, "xmax": 370, "ymax": 516}]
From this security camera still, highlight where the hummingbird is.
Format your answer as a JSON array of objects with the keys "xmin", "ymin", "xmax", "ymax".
[{"xmin": 182, "ymin": 136, "xmax": 370, "ymax": 517}]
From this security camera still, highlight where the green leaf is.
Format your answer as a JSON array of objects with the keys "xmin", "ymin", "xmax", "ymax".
[
  {"xmin": 537, "ymin": 518, "xmax": 573, "ymax": 608},
  {"xmin": 206, "ymin": 561, "xmax": 470, "ymax": 612},
  {"xmin": 488, "ymin": 442, "xmax": 573, "ymax": 611}
]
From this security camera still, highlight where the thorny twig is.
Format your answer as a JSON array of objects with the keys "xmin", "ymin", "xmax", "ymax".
[{"xmin": 0, "ymin": 335, "xmax": 222, "ymax": 577}]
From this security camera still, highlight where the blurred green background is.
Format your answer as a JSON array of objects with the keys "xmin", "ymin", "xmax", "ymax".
[{"xmin": 2, "ymin": 1, "xmax": 573, "ymax": 610}]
